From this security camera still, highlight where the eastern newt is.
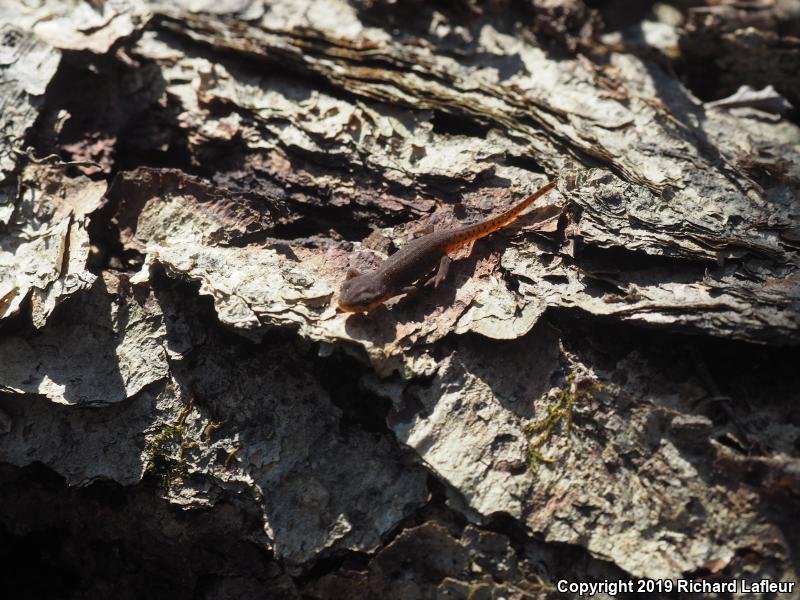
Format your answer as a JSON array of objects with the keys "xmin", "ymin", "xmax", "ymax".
[{"xmin": 338, "ymin": 180, "xmax": 556, "ymax": 312}]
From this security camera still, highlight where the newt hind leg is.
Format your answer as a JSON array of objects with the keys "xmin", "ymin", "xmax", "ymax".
[
  {"xmin": 400, "ymin": 255, "xmax": 452, "ymax": 301},
  {"xmin": 425, "ymin": 255, "xmax": 452, "ymax": 288}
]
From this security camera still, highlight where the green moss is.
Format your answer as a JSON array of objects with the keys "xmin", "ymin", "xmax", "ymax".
[
  {"xmin": 144, "ymin": 422, "xmax": 189, "ymax": 490},
  {"xmin": 523, "ymin": 371, "xmax": 603, "ymax": 473}
]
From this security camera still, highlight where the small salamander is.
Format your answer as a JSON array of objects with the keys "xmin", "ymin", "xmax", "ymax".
[{"xmin": 338, "ymin": 180, "xmax": 556, "ymax": 312}]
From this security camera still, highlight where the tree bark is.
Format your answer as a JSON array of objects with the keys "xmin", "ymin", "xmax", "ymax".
[{"xmin": 1, "ymin": 1, "xmax": 799, "ymax": 598}]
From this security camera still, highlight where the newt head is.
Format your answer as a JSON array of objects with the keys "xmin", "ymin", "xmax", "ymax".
[{"xmin": 338, "ymin": 268, "xmax": 391, "ymax": 313}]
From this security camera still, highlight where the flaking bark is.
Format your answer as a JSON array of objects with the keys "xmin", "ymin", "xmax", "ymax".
[{"xmin": 0, "ymin": 1, "xmax": 798, "ymax": 598}]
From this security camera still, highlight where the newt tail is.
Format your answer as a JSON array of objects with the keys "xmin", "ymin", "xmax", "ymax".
[
  {"xmin": 442, "ymin": 181, "xmax": 556, "ymax": 253},
  {"xmin": 338, "ymin": 180, "xmax": 557, "ymax": 313}
]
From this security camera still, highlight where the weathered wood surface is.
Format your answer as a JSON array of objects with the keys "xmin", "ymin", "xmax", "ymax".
[{"xmin": 1, "ymin": 1, "xmax": 799, "ymax": 598}]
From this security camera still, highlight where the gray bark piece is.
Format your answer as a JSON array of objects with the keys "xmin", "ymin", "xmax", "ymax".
[
  {"xmin": 166, "ymin": 341, "xmax": 428, "ymax": 569},
  {"xmin": 385, "ymin": 328, "xmax": 561, "ymax": 517},
  {"xmin": 562, "ymin": 168, "xmax": 788, "ymax": 261},
  {"xmin": 0, "ymin": 272, "xmax": 169, "ymax": 405},
  {"xmin": 0, "ymin": 386, "xmax": 163, "ymax": 486},
  {"xmin": 0, "ymin": 25, "xmax": 60, "ymax": 212},
  {"xmin": 377, "ymin": 331, "xmax": 798, "ymax": 581},
  {"xmin": 0, "ymin": 164, "xmax": 105, "ymax": 325},
  {"xmin": 0, "ymin": 0, "xmax": 150, "ymax": 54},
  {"xmin": 502, "ymin": 242, "xmax": 800, "ymax": 345},
  {"xmin": 706, "ymin": 84, "xmax": 794, "ymax": 115}
]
